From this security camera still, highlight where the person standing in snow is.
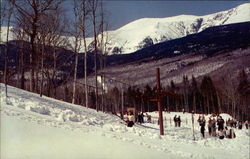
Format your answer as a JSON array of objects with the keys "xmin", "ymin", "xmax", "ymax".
[
  {"xmin": 177, "ymin": 116, "xmax": 181, "ymax": 127},
  {"xmin": 174, "ymin": 115, "xmax": 177, "ymax": 127},
  {"xmin": 229, "ymin": 128, "xmax": 236, "ymax": 138},
  {"xmin": 182, "ymin": 109, "xmax": 185, "ymax": 114},
  {"xmin": 245, "ymin": 120, "xmax": 249, "ymax": 129},
  {"xmin": 141, "ymin": 112, "xmax": 144, "ymax": 123},
  {"xmin": 199, "ymin": 116, "xmax": 206, "ymax": 138},
  {"xmin": 137, "ymin": 113, "xmax": 142, "ymax": 124},
  {"xmin": 145, "ymin": 113, "xmax": 151, "ymax": 123},
  {"xmin": 138, "ymin": 112, "xmax": 144, "ymax": 124},
  {"xmin": 211, "ymin": 118, "xmax": 217, "ymax": 137},
  {"xmin": 208, "ymin": 118, "xmax": 213, "ymax": 136},
  {"xmin": 233, "ymin": 119, "xmax": 237, "ymax": 128},
  {"xmin": 120, "ymin": 111, "xmax": 124, "ymax": 120},
  {"xmin": 217, "ymin": 116, "xmax": 225, "ymax": 131},
  {"xmin": 127, "ymin": 111, "xmax": 135, "ymax": 127},
  {"xmin": 238, "ymin": 121, "xmax": 243, "ymax": 129},
  {"xmin": 225, "ymin": 127, "xmax": 230, "ymax": 138}
]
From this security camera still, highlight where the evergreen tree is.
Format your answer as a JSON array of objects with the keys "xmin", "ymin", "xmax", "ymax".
[
  {"xmin": 191, "ymin": 76, "xmax": 200, "ymax": 113},
  {"xmin": 237, "ymin": 69, "xmax": 249, "ymax": 97},
  {"xmin": 182, "ymin": 75, "xmax": 189, "ymax": 112},
  {"xmin": 237, "ymin": 69, "xmax": 250, "ymax": 120},
  {"xmin": 200, "ymin": 76, "xmax": 218, "ymax": 114}
]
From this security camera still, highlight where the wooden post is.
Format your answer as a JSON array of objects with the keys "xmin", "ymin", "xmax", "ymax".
[{"xmin": 157, "ymin": 68, "xmax": 164, "ymax": 135}]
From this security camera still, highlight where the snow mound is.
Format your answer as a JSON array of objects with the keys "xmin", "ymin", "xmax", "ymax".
[
  {"xmin": 0, "ymin": 84, "xmax": 121, "ymax": 127},
  {"xmin": 0, "ymin": 83, "xmax": 249, "ymax": 159}
]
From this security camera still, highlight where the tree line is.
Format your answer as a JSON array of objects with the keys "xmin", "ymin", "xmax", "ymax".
[{"xmin": 61, "ymin": 71, "xmax": 249, "ymax": 121}]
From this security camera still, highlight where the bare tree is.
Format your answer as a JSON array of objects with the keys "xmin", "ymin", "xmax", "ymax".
[
  {"xmin": 13, "ymin": 26, "xmax": 27, "ymax": 90},
  {"xmin": 89, "ymin": 0, "xmax": 109, "ymax": 111},
  {"xmin": 89, "ymin": 0, "xmax": 99, "ymax": 111},
  {"xmin": 10, "ymin": 0, "xmax": 62, "ymax": 92},
  {"xmin": 45, "ymin": 9, "xmax": 68, "ymax": 98},
  {"xmin": 73, "ymin": 0, "xmax": 91, "ymax": 107},
  {"xmin": 37, "ymin": 13, "xmax": 49, "ymax": 97},
  {"xmin": 69, "ymin": 0, "xmax": 86, "ymax": 104},
  {"xmin": 82, "ymin": 0, "xmax": 91, "ymax": 108},
  {"xmin": 2, "ymin": 1, "xmax": 14, "ymax": 98}
]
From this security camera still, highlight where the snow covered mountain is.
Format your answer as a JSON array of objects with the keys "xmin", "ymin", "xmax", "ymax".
[
  {"xmin": 104, "ymin": 3, "xmax": 250, "ymax": 54},
  {"xmin": 1, "ymin": 3, "xmax": 249, "ymax": 54}
]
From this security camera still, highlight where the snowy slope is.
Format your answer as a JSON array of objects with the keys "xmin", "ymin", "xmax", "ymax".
[
  {"xmin": 1, "ymin": 83, "xmax": 249, "ymax": 159},
  {"xmin": 104, "ymin": 3, "xmax": 250, "ymax": 54}
]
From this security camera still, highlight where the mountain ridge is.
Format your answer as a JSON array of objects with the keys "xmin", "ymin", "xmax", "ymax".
[
  {"xmin": 1, "ymin": 3, "xmax": 250, "ymax": 55},
  {"xmin": 104, "ymin": 3, "xmax": 250, "ymax": 54}
]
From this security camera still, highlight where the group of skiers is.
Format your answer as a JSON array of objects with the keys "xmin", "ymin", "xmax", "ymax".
[
  {"xmin": 123, "ymin": 111, "xmax": 153, "ymax": 127},
  {"xmin": 173, "ymin": 115, "xmax": 181, "ymax": 127},
  {"xmin": 123, "ymin": 111, "xmax": 135, "ymax": 127},
  {"xmin": 226, "ymin": 118, "xmax": 249, "ymax": 130},
  {"xmin": 197, "ymin": 114, "xmax": 249, "ymax": 139},
  {"xmin": 122, "ymin": 110, "xmax": 249, "ymax": 139}
]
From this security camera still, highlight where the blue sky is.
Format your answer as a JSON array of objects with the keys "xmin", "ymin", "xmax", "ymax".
[
  {"xmin": 2, "ymin": 0, "xmax": 248, "ymax": 31},
  {"xmin": 100, "ymin": 1, "xmax": 247, "ymax": 30}
]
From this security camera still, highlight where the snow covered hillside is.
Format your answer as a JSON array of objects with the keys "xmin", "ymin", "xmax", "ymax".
[
  {"xmin": 1, "ymin": 84, "xmax": 249, "ymax": 159},
  {"xmin": 101, "ymin": 3, "xmax": 250, "ymax": 54},
  {"xmin": 1, "ymin": 3, "xmax": 249, "ymax": 54}
]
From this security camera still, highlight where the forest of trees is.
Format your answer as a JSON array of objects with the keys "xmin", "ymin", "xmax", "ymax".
[
  {"xmin": 1, "ymin": 0, "xmax": 249, "ymax": 121},
  {"xmin": 67, "ymin": 71, "xmax": 248, "ymax": 121}
]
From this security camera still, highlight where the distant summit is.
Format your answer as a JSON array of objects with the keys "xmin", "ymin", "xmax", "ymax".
[
  {"xmin": 1, "ymin": 3, "xmax": 250, "ymax": 55},
  {"xmin": 103, "ymin": 3, "xmax": 250, "ymax": 54}
]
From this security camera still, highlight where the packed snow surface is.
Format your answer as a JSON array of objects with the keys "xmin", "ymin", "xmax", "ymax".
[{"xmin": 0, "ymin": 83, "xmax": 249, "ymax": 159}]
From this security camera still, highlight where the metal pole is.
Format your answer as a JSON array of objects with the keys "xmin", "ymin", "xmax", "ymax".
[
  {"xmin": 157, "ymin": 68, "xmax": 164, "ymax": 135},
  {"xmin": 121, "ymin": 87, "xmax": 124, "ymax": 113},
  {"xmin": 192, "ymin": 112, "xmax": 195, "ymax": 140}
]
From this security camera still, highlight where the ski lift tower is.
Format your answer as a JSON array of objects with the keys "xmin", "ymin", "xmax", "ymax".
[{"xmin": 149, "ymin": 68, "xmax": 177, "ymax": 135}]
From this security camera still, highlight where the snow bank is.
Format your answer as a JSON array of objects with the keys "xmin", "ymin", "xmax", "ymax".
[{"xmin": 0, "ymin": 83, "xmax": 249, "ymax": 159}]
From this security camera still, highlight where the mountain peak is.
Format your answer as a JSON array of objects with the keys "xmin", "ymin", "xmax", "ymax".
[
  {"xmin": 1, "ymin": 3, "xmax": 249, "ymax": 54},
  {"xmin": 105, "ymin": 3, "xmax": 249, "ymax": 54}
]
